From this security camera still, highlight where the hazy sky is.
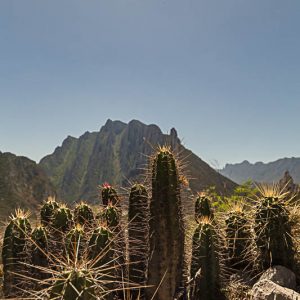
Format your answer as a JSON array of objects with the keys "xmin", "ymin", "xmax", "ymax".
[{"xmin": 1, "ymin": 0, "xmax": 299, "ymax": 167}]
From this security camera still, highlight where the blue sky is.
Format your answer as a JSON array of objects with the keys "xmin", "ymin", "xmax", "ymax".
[{"xmin": 0, "ymin": 0, "xmax": 299, "ymax": 167}]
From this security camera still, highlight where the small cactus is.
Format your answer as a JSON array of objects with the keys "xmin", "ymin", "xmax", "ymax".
[
  {"xmin": 2, "ymin": 209, "xmax": 31, "ymax": 297},
  {"xmin": 101, "ymin": 183, "xmax": 119, "ymax": 206},
  {"xmin": 65, "ymin": 224, "xmax": 85, "ymax": 261},
  {"xmin": 74, "ymin": 202, "xmax": 94, "ymax": 226},
  {"xmin": 53, "ymin": 204, "xmax": 73, "ymax": 232},
  {"xmin": 225, "ymin": 205, "xmax": 251, "ymax": 270},
  {"xmin": 190, "ymin": 217, "xmax": 222, "ymax": 300},
  {"xmin": 195, "ymin": 194, "xmax": 213, "ymax": 222},
  {"xmin": 254, "ymin": 184, "xmax": 295, "ymax": 270},
  {"xmin": 40, "ymin": 196, "xmax": 59, "ymax": 227}
]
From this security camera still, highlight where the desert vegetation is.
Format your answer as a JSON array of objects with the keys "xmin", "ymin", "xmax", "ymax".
[{"xmin": 1, "ymin": 146, "xmax": 300, "ymax": 299}]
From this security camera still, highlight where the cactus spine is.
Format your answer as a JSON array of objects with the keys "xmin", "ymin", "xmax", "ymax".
[
  {"xmin": 190, "ymin": 218, "xmax": 221, "ymax": 300},
  {"xmin": 147, "ymin": 147, "xmax": 185, "ymax": 300},
  {"xmin": 128, "ymin": 183, "xmax": 149, "ymax": 299},
  {"xmin": 254, "ymin": 184, "xmax": 295, "ymax": 269},
  {"xmin": 2, "ymin": 209, "xmax": 31, "ymax": 297},
  {"xmin": 65, "ymin": 224, "xmax": 85, "ymax": 261}
]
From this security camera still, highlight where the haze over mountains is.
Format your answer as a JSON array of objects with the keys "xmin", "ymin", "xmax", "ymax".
[{"xmin": 220, "ymin": 158, "xmax": 300, "ymax": 184}]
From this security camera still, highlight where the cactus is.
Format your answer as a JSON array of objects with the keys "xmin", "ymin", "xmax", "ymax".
[
  {"xmin": 31, "ymin": 226, "xmax": 49, "ymax": 282},
  {"xmin": 53, "ymin": 204, "xmax": 73, "ymax": 232},
  {"xmin": 2, "ymin": 209, "xmax": 31, "ymax": 297},
  {"xmin": 50, "ymin": 269, "xmax": 96, "ymax": 299},
  {"xmin": 40, "ymin": 196, "xmax": 59, "ymax": 227},
  {"xmin": 190, "ymin": 217, "xmax": 221, "ymax": 300},
  {"xmin": 101, "ymin": 204, "xmax": 120, "ymax": 229},
  {"xmin": 128, "ymin": 183, "xmax": 149, "ymax": 298},
  {"xmin": 254, "ymin": 184, "xmax": 295, "ymax": 270},
  {"xmin": 65, "ymin": 224, "xmax": 85, "ymax": 261},
  {"xmin": 74, "ymin": 202, "xmax": 94, "ymax": 226},
  {"xmin": 195, "ymin": 194, "xmax": 213, "ymax": 222},
  {"xmin": 101, "ymin": 182, "xmax": 119, "ymax": 206},
  {"xmin": 88, "ymin": 226, "xmax": 113, "ymax": 268},
  {"xmin": 225, "ymin": 205, "xmax": 250, "ymax": 270},
  {"xmin": 147, "ymin": 146, "xmax": 185, "ymax": 300}
]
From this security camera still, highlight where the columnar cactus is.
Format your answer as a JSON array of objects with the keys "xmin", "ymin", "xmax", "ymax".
[
  {"xmin": 225, "ymin": 205, "xmax": 250, "ymax": 270},
  {"xmin": 128, "ymin": 183, "xmax": 149, "ymax": 298},
  {"xmin": 147, "ymin": 146, "xmax": 185, "ymax": 300},
  {"xmin": 65, "ymin": 224, "xmax": 85, "ymax": 261},
  {"xmin": 190, "ymin": 217, "xmax": 221, "ymax": 300},
  {"xmin": 101, "ymin": 183, "xmax": 119, "ymax": 206},
  {"xmin": 31, "ymin": 226, "xmax": 49, "ymax": 282},
  {"xmin": 50, "ymin": 269, "xmax": 96, "ymax": 299},
  {"xmin": 74, "ymin": 202, "xmax": 94, "ymax": 226},
  {"xmin": 195, "ymin": 194, "xmax": 213, "ymax": 222},
  {"xmin": 254, "ymin": 185, "xmax": 295, "ymax": 269},
  {"xmin": 2, "ymin": 209, "xmax": 31, "ymax": 297},
  {"xmin": 40, "ymin": 196, "xmax": 59, "ymax": 227},
  {"xmin": 53, "ymin": 205, "xmax": 73, "ymax": 232}
]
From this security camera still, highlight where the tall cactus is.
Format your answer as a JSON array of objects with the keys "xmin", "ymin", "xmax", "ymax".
[
  {"xmin": 128, "ymin": 183, "xmax": 149, "ymax": 299},
  {"xmin": 31, "ymin": 226, "xmax": 49, "ymax": 283},
  {"xmin": 2, "ymin": 209, "xmax": 31, "ymax": 297},
  {"xmin": 40, "ymin": 196, "xmax": 59, "ymax": 227},
  {"xmin": 147, "ymin": 146, "xmax": 185, "ymax": 300},
  {"xmin": 190, "ymin": 217, "xmax": 221, "ymax": 300},
  {"xmin": 254, "ymin": 184, "xmax": 295, "ymax": 270},
  {"xmin": 195, "ymin": 194, "xmax": 213, "ymax": 222},
  {"xmin": 225, "ymin": 205, "xmax": 250, "ymax": 270}
]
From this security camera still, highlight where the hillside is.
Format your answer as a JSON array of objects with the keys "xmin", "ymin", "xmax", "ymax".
[
  {"xmin": 0, "ymin": 152, "xmax": 55, "ymax": 218},
  {"xmin": 220, "ymin": 157, "xmax": 300, "ymax": 184},
  {"xmin": 40, "ymin": 119, "xmax": 236, "ymax": 203}
]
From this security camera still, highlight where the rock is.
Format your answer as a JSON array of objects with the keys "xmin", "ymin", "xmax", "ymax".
[
  {"xmin": 259, "ymin": 265, "xmax": 296, "ymax": 289},
  {"xmin": 251, "ymin": 279, "xmax": 300, "ymax": 300}
]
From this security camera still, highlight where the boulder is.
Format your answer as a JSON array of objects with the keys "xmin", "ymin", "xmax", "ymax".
[
  {"xmin": 259, "ymin": 265, "xmax": 296, "ymax": 289},
  {"xmin": 251, "ymin": 279, "xmax": 300, "ymax": 300}
]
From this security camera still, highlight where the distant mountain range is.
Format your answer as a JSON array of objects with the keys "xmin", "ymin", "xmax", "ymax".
[
  {"xmin": 39, "ymin": 119, "xmax": 236, "ymax": 203},
  {"xmin": 0, "ymin": 119, "xmax": 238, "ymax": 217},
  {"xmin": 220, "ymin": 157, "xmax": 300, "ymax": 184},
  {"xmin": 0, "ymin": 152, "xmax": 55, "ymax": 218}
]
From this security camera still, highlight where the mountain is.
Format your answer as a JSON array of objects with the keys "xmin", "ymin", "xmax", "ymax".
[
  {"xmin": 40, "ymin": 119, "xmax": 236, "ymax": 203},
  {"xmin": 0, "ymin": 152, "xmax": 55, "ymax": 218},
  {"xmin": 220, "ymin": 157, "xmax": 300, "ymax": 184}
]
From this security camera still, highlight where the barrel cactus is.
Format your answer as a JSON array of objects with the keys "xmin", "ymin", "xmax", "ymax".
[
  {"xmin": 254, "ymin": 184, "xmax": 295, "ymax": 270},
  {"xmin": 74, "ymin": 202, "xmax": 94, "ymax": 227},
  {"xmin": 128, "ymin": 183, "xmax": 149, "ymax": 298},
  {"xmin": 147, "ymin": 146, "xmax": 185, "ymax": 300},
  {"xmin": 2, "ymin": 209, "xmax": 31, "ymax": 297},
  {"xmin": 190, "ymin": 217, "xmax": 222, "ymax": 300}
]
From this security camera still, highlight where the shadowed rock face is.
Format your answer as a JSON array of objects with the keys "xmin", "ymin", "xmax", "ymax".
[
  {"xmin": 40, "ymin": 119, "xmax": 236, "ymax": 203},
  {"xmin": 0, "ymin": 152, "xmax": 55, "ymax": 218}
]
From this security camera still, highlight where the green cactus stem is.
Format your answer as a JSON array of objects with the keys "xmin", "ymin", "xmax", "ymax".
[
  {"xmin": 53, "ymin": 205, "xmax": 73, "ymax": 232},
  {"xmin": 147, "ymin": 146, "xmax": 185, "ymax": 300},
  {"xmin": 40, "ymin": 197, "xmax": 59, "ymax": 227},
  {"xmin": 74, "ymin": 202, "xmax": 94, "ymax": 226},
  {"xmin": 190, "ymin": 218, "xmax": 222, "ymax": 300},
  {"xmin": 65, "ymin": 224, "xmax": 85, "ymax": 261},
  {"xmin": 128, "ymin": 183, "xmax": 149, "ymax": 299},
  {"xmin": 2, "ymin": 209, "xmax": 31, "ymax": 297},
  {"xmin": 101, "ymin": 183, "xmax": 119, "ymax": 206},
  {"xmin": 195, "ymin": 194, "xmax": 213, "ymax": 222}
]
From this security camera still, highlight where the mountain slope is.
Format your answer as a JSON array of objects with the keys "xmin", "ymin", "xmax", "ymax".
[
  {"xmin": 40, "ymin": 119, "xmax": 236, "ymax": 203},
  {"xmin": 220, "ymin": 157, "xmax": 300, "ymax": 184},
  {"xmin": 0, "ymin": 152, "xmax": 55, "ymax": 218}
]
